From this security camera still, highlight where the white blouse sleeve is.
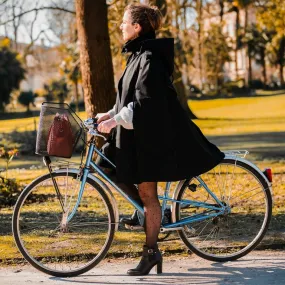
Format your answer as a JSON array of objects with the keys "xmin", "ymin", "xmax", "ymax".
[
  {"xmin": 107, "ymin": 105, "xmax": 116, "ymax": 118},
  {"xmin": 113, "ymin": 102, "xmax": 134, "ymax": 130}
]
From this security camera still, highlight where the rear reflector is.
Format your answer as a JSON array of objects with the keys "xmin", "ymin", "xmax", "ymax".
[{"xmin": 263, "ymin": 168, "xmax": 272, "ymax": 183}]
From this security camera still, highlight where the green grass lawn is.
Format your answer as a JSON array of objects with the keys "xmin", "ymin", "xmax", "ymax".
[
  {"xmin": 190, "ymin": 94, "xmax": 285, "ymax": 136},
  {"xmin": 0, "ymin": 94, "xmax": 285, "ymax": 264},
  {"xmin": 190, "ymin": 94, "xmax": 285, "ymax": 119},
  {"xmin": 189, "ymin": 94, "xmax": 285, "ymax": 164},
  {"xmin": 0, "ymin": 112, "xmax": 87, "ymax": 134}
]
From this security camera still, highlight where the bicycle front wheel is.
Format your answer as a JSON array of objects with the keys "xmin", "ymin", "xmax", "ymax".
[
  {"xmin": 12, "ymin": 171, "xmax": 115, "ymax": 277},
  {"xmin": 174, "ymin": 158, "xmax": 272, "ymax": 262}
]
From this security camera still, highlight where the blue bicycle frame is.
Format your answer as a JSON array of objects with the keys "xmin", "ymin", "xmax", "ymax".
[{"xmin": 55, "ymin": 140, "xmax": 227, "ymax": 229}]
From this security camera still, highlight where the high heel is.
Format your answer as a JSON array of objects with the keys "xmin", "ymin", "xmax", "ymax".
[
  {"xmin": 156, "ymin": 260, "xmax": 162, "ymax": 274},
  {"xmin": 127, "ymin": 245, "xmax": 163, "ymax": 276}
]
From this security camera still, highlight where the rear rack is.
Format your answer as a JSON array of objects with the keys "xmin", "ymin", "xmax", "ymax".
[
  {"xmin": 43, "ymin": 158, "xmax": 82, "ymax": 170},
  {"xmin": 223, "ymin": 150, "xmax": 249, "ymax": 158}
]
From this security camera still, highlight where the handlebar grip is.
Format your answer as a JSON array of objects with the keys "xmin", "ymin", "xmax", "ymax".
[{"xmin": 92, "ymin": 117, "xmax": 98, "ymax": 128}]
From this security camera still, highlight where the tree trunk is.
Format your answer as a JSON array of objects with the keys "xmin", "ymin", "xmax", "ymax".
[
  {"xmin": 279, "ymin": 36, "xmax": 285, "ymax": 86},
  {"xmin": 74, "ymin": 79, "xmax": 79, "ymax": 112},
  {"xmin": 216, "ymin": 73, "xmax": 220, "ymax": 93},
  {"xmin": 248, "ymin": 48, "xmax": 252, "ymax": 84},
  {"xmin": 245, "ymin": 8, "xmax": 252, "ymax": 85},
  {"xmin": 235, "ymin": 7, "xmax": 240, "ymax": 79},
  {"xmin": 75, "ymin": 0, "xmax": 115, "ymax": 119},
  {"xmin": 261, "ymin": 49, "xmax": 267, "ymax": 86},
  {"xmin": 197, "ymin": 0, "xmax": 203, "ymax": 90},
  {"xmin": 280, "ymin": 64, "xmax": 284, "ymax": 86},
  {"xmin": 219, "ymin": 0, "xmax": 224, "ymax": 22}
]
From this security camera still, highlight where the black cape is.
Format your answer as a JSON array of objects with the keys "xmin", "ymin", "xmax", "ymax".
[{"xmin": 111, "ymin": 31, "xmax": 224, "ymax": 184}]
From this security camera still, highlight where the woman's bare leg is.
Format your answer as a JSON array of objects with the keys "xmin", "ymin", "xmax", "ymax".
[
  {"xmin": 127, "ymin": 182, "xmax": 162, "ymax": 275},
  {"xmin": 138, "ymin": 182, "xmax": 161, "ymax": 248}
]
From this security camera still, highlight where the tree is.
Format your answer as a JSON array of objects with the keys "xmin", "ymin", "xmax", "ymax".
[
  {"xmin": 0, "ymin": 0, "xmax": 75, "ymax": 58},
  {"xmin": 155, "ymin": 0, "xmax": 197, "ymax": 119},
  {"xmin": 218, "ymin": 0, "xmax": 225, "ymax": 22},
  {"xmin": 59, "ymin": 42, "xmax": 81, "ymax": 112},
  {"xmin": 227, "ymin": 0, "xmax": 252, "ymax": 81},
  {"xmin": 75, "ymin": 0, "xmax": 115, "ymax": 119},
  {"xmin": 256, "ymin": 0, "xmax": 285, "ymax": 38},
  {"xmin": 18, "ymin": 90, "xmax": 36, "ymax": 112},
  {"xmin": 203, "ymin": 23, "xmax": 232, "ymax": 91},
  {"xmin": 266, "ymin": 34, "xmax": 285, "ymax": 86},
  {"xmin": 196, "ymin": 0, "xmax": 204, "ymax": 91},
  {"xmin": 43, "ymin": 78, "xmax": 69, "ymax": 103},
  {"xmin": 0, "ymin": 38, "xmax": 25, "ymax": 111},
  {"xmin": 243, "ymin": 24, "xmax": 272, "ymax": 86},
  {"xmin": 256, "ymin": 0, "xmax": 285, "ymax": 86}
]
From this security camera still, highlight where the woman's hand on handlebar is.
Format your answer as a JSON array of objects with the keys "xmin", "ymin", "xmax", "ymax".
[
  {"xmin": 98, "ymin": 118, "xmax": 117, "ymax": 133},
  {"xmin": 96, "ymin": 113, "xmax": 110, "ymax": 124}
]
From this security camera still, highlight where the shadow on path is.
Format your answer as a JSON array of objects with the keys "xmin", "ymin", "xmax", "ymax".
[
  {"xmin": 50, "ymin": 254, "xmax": 285, "ymax": 285},
  {"xmin": 208, "ymin": 131, "xmax": 285, "ymax": 160}
]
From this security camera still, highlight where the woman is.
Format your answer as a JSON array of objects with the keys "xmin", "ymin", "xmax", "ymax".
[{"xmin": 97, "ymin": 3, "xmax": 225, "ymax": 276}]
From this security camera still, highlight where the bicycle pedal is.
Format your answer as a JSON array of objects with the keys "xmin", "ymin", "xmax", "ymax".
[{"xmin": 125, "ymin": 224, "xmax": 144, "ymax": 230}]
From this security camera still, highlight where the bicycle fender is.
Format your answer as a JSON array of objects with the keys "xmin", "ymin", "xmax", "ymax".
[
  {"xmin": 170, "ymin": 180, "xmax": 188, "ymax": 223},
  {"xmin": 225, "ymin": 155, "xmax": 273, "ymax": 198}
]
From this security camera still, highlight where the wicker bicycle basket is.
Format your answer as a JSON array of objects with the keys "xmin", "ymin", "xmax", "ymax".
[{"xmin": 35, "ymin": 102, "xmax": 84, "ymax": 158}]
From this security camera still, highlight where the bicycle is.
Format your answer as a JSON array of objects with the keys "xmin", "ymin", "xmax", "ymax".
[{"xmin": 12, "ymin": 102, "xmax": 273, "ymax": 277}]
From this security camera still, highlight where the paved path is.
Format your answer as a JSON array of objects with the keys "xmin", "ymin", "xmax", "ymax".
[{"xmin": 1, "ymin": 251, "xmax": 285, "ymax": 285}]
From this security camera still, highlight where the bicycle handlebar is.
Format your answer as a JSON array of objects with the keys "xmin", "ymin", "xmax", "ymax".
[
  {"xmin": 83, "ymin": 118, "xmax": 98, "ymax": 128},
  {"xmin": 82, "ymin": 118, "xmax": 107, "ymax": 141}
]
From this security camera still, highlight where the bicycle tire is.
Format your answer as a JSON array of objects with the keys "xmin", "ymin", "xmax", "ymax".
[
  {"xmin": 174, "ymin": 158, "xmax": 272, "ymax": 262},
  {"xmin": 13, "ymin": 171, "xmax": 116, "ymax": 277}
]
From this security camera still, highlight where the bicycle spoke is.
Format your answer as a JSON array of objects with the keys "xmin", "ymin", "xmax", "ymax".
[
  {"xmin": 14, "ymin": 172, "xmax": 115, "ymax": 276},
  {"xmin": 176, "ymin": 159, "xmax": 271, "ymax": 260}
]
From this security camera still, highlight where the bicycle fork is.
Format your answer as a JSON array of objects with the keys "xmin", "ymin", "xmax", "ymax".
[{"xmin": 44, "ymin": 153, "xmax": 91, "ymax": 230}]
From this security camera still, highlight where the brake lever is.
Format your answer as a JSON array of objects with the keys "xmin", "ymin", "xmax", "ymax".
[{"xmin": 89, "ymin": 129, "xmax": 107, "ymax": 140}]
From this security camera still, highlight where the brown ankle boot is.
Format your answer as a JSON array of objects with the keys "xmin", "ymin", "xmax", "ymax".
[{"xmin": 127, "ymin": 245, "xmax": 162, "ymax": 276}]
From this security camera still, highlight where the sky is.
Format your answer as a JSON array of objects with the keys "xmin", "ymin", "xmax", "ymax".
[
  {"xmin": 0, "ymin": 0, "xmax": 210, "ymax": 47},
  {"xmin": 0, "ymin": 0, "xmax": 74, "ymax": 47}
]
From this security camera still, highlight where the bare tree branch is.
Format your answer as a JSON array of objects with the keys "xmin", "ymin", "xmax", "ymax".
[
  {"xmin": 21, "ymin": 0, "xmax": 40, "ymax": 58},
  {"xmin": 11, "ymin": 0, "xmax": 25, "ymax": 50},
  {"xmin": 0, "ymin": 5, "xmax": 75, "ymax": 25},
  {"xmin": 28, "ymin": 0, "xmax": 40, "ymax": 43},
  {"xmin": 42, "ymin": 28, "xmax": 61, "ymax": 46},
  {"xmin": 0, "ymin": 0, "xmax": 9, "ymax": 5},
  {"xmin": 23, "ymin": 29, "xmax": 45, "ymax": 59}
]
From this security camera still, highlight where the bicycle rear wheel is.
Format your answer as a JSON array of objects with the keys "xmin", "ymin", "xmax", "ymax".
[
  {"xmin": 174, "ymin": 158, "xmax": 272, "ymax": 262},
  {"xmin": 12, "ymin": 171, "xmax": 115, "ymax": 277}
]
